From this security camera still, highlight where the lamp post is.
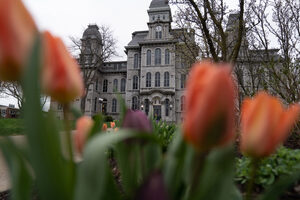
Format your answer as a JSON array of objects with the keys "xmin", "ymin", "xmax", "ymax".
[{"xmin": 141, "ymin": 104, "xmax": 144, "ymax": 110}]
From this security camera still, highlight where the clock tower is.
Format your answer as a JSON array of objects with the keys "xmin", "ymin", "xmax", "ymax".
[{"xmin": 147, "ymin": 0, "xmax": 172, "ymax": 40}]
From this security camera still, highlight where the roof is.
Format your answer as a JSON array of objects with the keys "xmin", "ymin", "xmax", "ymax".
[
  {"xmin": 82, "ymin": 24, "xmax": 102, "ymax": 41},
  {"xmin": 149, "ymin": 0, "xmax": 169, "ymax": 9},
  {"xmin": 127, "ymin": 31, "xmax": 149, "ymax": 47}
]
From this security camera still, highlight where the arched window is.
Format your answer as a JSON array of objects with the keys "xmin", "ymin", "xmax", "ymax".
[
  {"xmin": 134, "ymin": 53, "xmax": 139, "ymax": 69},
  {"xmin": 113, "ymin": 79, "xmax": 118, "ymax": 92},
  {"xmin": 133, "ymin": 75, "xmax": 138, "ymax": 90},
  {"xmin": 181, "ymin": 74, "xmax": 186, "ymax": 89},
  {"xmin": 112, "ymin": 98, "xmax": 117, "ymax": 113},
  {"xmin": 103, "ymin": 79, "xmax": 108, "ymax": 92},
  {"xmin": 102, "ymin": 99, "xmax": 107, "ymax": 114},
  {"xmin": 155, "ymin": 48, "xmax": 161, "ymax": 65},
  {"xmin": 164, "ymin": 72, "xmax": 169, "ymax": 87},
  {"xmin": 95, "ymin": 78, "xmax": 98, "ymax": 91},
  {"xmin": 132, "ymin": 96, "xmax": 138, "ymax": 110},
  {"xmin": 165, "ymin": 49, "xmax": 170, "ymax": 64},
  {"xmin": 155, "ymin": 72, "xmax": 160, "ymax": 87},
  {"xmin": 165, "ymin": 99, "xmax": 169, "ymax": 116},
  {"xmin": 181, "ymin": 96, "xmax": 185, "ymax": 111},
  {"xmin": 146, "ymin": 72, "xmax": 151, "ymax": 87},
  {"xmin": 145, "ymin": 99, "xmax": 150, "ymax": 115},
  {"xmin": 94, "ymin": 97, "xmax": 97, "ymax": 112},
  {"xmin": 146, "ymin": 50, "xmax": 151, "ymax": 65},
  {"xmin": 121, "ymin": 78, "xmax": 126, "ymax": 92}
]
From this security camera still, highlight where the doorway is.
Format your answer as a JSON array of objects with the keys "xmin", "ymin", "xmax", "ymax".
[{"xmin": 153, "ymin": 105, "xmax": 161, "ymax": 121}]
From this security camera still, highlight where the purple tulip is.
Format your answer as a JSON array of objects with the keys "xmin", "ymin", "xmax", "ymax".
[
  {"xmin": 135, "ymin": 171, "xmax": 169, "ymax": 200},
  {"xmin": 122, "ymin": 110, "xmax": 152, "ymax": 133}
]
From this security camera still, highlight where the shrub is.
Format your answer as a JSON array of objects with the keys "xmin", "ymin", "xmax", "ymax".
[
  {"xmin": 235, "ymin": 147, "xmax": 300, "ymax": 188},
  {"xmin": 152, "ymin": 120, "xmax": 177, "ymax": 152}
]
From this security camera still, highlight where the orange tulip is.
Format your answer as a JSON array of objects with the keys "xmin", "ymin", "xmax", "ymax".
[
  {"xmin": 102, "ymin": 123, "xmax": 108, "ymax": 131},
  {"xmin": 0, "ymin": 0, "xmax": 37, "ymax": 81},
  {"xmin": 110, "ymin": 122, "xmax": 116, "ymax": 129},
  {"xmin": 240, "ymin": 92, "xmax": 300, "ymax": 158},
  {"xmin": 183, "ymin": 61, "xmax": 236, "ymax": 151},
  {"xmin": 41, "ymin": 31, "xmax": 84, "ymax": 103},
  {"xmin": 74, "ymin": 116, "xmax": 94, "ymax": 154}
]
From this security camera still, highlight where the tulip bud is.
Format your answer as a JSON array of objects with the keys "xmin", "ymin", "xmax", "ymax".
[
  {"xmin": 135, "ymin": 171, "xmax": 169, "ymax": 200},
  {"xmin": 110, "ymin": 121, "xmax": 116, "ymax": 129},
  {"xmin": 122, "ymin": 110, "xmax": 152, "ymax": 133},
  {"xmin": 183, "ymin": 61, "xmax": 236, "ymax": 151},
  {"xmin": 0, "ymin": 0, "xmax": 38, "ymax": 81},
  {"xmin": 74, "ymin": 116, "xmax": 94, "ymax": 154},
  {"xmin": 102, "ymin": 123, "xmax": 108, "ymax": 131},
  {"xmin": 240, "ymin": 92, "xmax": 300, "ymax": 158},
  {"xmin": 41, "ymin": 31, "xmax": 84, "ymax": 103}
]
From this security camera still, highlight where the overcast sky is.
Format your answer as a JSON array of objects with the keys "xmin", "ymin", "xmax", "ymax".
[{"xmin": 1, "ymin": 0, "xmax": 239, "ymax": 108}]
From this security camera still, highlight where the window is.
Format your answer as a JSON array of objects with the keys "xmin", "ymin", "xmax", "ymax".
[
  {"xmin": 113, "ymin": 79, "xmax": 118, "ymax": 92},
  {"xmin": 134, "ymin": 53, "xmax": 138, "ymax": 68},
  {"xmin": 165, "ymin": 49, "xmax": 170, "ymax": 64},
  {"xmin": 181, "ymin": 96, "xmax": 185, "ymax": 111},
  {"xmin": 132, "ymin": 97, "xmax": 138, "ymax": 110},
  {"xmin": 165, "ymin": 99, "xmax": 169, "ymax": 116},
  {"xmin": 164, "ymin": 72, "xmax": 169, "ymax": 87},
  {"xmin": 145, "ymin": 99, "xmax": 150, "ymax": 115},
  {"xmin": 102, "ymin": 99, "xmax": 107, "ymax": 114},
  {"xmin": 155, "ymin": 72, "xmax": 160, "ymax": 87},
  {"xmin": 121, "ymin": 78, "xmax": 126, "ymax": 92},
  {"xmin": 94, "ymin": 97, "xmax": 97, "ymax": 112},
  {"xmin": 103, "ymin": 79, "xmax": 108, "ymax": 92},
  {"xmin": 112, "ymin": 98, "xmax": 117, "ymax": 113},
  {"xmin": 181, "ymin": 74, "xmax": 186, "ymax": 89},
  {"xmin": 155, "ymin": 26, "xmax": 162, "ymax": 39},
  {"xmin": 57, "ymin": 103, "xmax": 63, "ymax": 110},
  {"xmin": 95, "ymin": 78, "xmax": 98, "ymax": 91},
  {"xmin": 155, "ymin": 48, "xmax": 161, "ymax": 65},
  {"xmin": 133, "ymin": 75, "xmax": 138, "ymax": 90},
  {"xmin": 181, "ymin": 55, "xmax": 185, "ymax": 68},
  {"xmin": 147, "ymin": 50, "xmax": 151, "ymax": 65},
  {"xmin": 146, "ymin": 72, "xmax": 151, "ymax": 87}
]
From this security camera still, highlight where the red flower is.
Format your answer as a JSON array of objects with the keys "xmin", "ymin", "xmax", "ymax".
[
  {"xmin": 240, "ymin": 92, "xmax": 300, "ymax": 158},
  {"xmin": 0, "ymin": 0, "xmax": 37, "ymax": 81},
  {"xmin": 102, "ymin": 123, "xmax": 108, "ymax": 131},
  {"xmin": 74, "ymin": 116, "xmax": 94, "ymax": 154},
  {"xmin": 110, "ymin": 122, "xmax": 116, "ymax": 129},
  {"xmin": 41, "ymin": 31, "xmax": 84, "ymax": 103},
  {"xmin": 183, "ymin": 61, "xmax": 236, "ymax": 151}
]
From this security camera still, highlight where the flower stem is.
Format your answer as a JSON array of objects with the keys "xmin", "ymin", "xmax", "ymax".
[
  {"xmin": 63, "ymin": 103, "xmax": 74, "ymax": 164},
  {"xmin": 246, "ymin": 158, "xmax": 260, "ymax": 200},
  {"xmin": 191, "ymin": 151, "xmax": 207, "ymax": 192}
]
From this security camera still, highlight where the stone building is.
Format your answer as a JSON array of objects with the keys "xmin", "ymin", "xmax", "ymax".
[{"xmin": 51, "ymin": 0, "xmax": 192, "ymax": 123}]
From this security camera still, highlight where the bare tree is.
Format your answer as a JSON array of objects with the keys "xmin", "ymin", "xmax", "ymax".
[
  {"xmin": 170, "ymin": 0, "xmax": 245, "ymax": 63},
  {"xmin": 0, "ymin": 81, "xmax": 48, "ymax": 109},
  {"xmin": 69, "ymin": 24, "xmax": 118, "ymax": 113},
  {"xmin": 246, "ymin": 0, "xmax": 300, "ymax": 104}
]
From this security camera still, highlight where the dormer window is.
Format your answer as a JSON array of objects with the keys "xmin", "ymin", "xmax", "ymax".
[{"xmin": 155, "ymin": 26, "xmax": 162, "ymax": 39}]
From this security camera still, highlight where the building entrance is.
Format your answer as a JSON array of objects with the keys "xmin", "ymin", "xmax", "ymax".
[{"xmin": 153, "ymin": 105, "xmax": 161, "ymax": 120}]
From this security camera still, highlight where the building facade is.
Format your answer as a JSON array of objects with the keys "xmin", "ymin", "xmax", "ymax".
[{"xmin": 51, "ymin": 0, "xmax": 191, "ymax": 123}]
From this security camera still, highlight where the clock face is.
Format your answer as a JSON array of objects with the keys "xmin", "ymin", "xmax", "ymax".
[{"xmin": 156, "ymin": 26, "xmax": 162, "ymax": 31}]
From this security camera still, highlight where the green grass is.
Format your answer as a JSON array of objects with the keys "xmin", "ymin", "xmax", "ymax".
[{"xmin": 0, "ymin": 118, "xmax": 25, "ymax": 136}]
